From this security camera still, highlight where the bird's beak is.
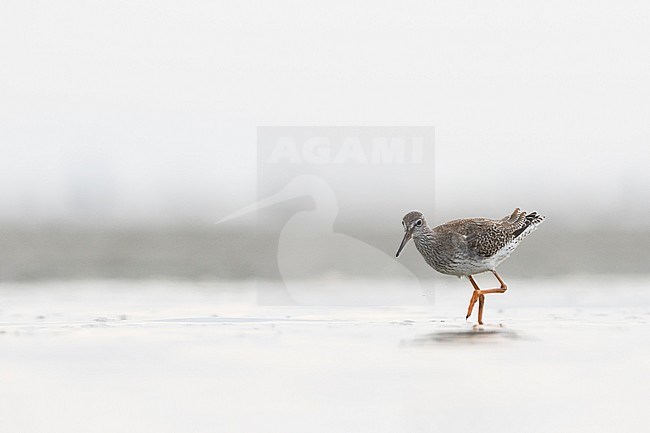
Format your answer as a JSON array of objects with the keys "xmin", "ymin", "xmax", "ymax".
[{"xmin": 396, "ymin": 231, "xmax": 412, "ymax": 257}]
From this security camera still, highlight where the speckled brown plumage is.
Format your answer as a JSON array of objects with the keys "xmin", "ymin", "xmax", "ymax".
[{"xmin": 459, "ymin": 208, "xmax": 543, "ymax": 258}]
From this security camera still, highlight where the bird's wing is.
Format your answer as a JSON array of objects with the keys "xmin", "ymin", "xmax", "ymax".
[
  {"xmin": 460, "ymin": 219, "xmax": 514, "ymax": 258},
  {"xmin": 464, "ymin": 210, "xmax": 544, "ymax": 257},
  {"xmin": 440, "ymin": 210, "xmax": 543, "ymax": 259},
  {"xmin": 500, "ymin": 207, "xmax": 525, "ymax": 224}
]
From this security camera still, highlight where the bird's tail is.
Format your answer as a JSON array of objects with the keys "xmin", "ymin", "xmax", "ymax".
[{"xmin": 512, "ymin": 211, "xmax": 545, "ymax": 238}]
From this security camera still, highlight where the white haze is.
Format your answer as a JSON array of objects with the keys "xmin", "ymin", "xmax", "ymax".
[{"xmin": 1, "ymin": 1, "xmax": 649, "ymax": 229}]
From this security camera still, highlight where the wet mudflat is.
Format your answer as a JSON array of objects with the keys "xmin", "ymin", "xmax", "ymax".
[{"xmin": 0, "ymin": 278, "xmax": 648, "ymax": 433}]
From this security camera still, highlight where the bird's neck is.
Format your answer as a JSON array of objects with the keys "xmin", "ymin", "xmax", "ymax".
[
  {"xmin": 413, "ymin": 227, "xmax": 436, "ymax": 247},
  {"xmin": 413, "ymin": 227, "xmax": 443, "ymax": 262}
]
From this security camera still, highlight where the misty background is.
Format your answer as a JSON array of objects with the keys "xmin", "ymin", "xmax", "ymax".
[{"xmin": 1, "ymin": 1, "xmax": 649, "ymax": 282}]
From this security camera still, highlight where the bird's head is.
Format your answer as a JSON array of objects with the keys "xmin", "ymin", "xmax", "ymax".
[{"xmin": 396, "ymin": 211, "xmax": 427, "ymax": 257}]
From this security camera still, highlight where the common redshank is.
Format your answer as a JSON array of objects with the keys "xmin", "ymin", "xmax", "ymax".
[{"xmin": 396, "ymin": 208, "xmax": 545, "ymax": 324}]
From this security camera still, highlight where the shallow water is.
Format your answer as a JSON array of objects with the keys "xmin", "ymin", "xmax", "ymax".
[{"xmin": 0, "ymin": 278, "xmax": 648, "ymax": 433}]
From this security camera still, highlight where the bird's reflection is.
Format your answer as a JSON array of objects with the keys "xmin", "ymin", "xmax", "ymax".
[{"xmin": 406, "ymin": 326, "xmax": 522, "ymax": 345}]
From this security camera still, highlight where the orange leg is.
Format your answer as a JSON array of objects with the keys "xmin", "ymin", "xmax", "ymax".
[
  {"xmin": 465, "ymin": 275, "xmax": 481, "ymax": 320},
  {"xmin": 465, "ymin": 271, "xmax": 508, "ymax": 324},
  {"xmin": 465, "ymin": 290, "xmax": 479, "ymax": 320},
  {"xmin": 477, "ymin": 294, "xmax": 485, "ymax": 324}
]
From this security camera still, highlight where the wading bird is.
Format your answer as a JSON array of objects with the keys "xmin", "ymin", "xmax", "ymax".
[{"xmin": 396, "ymin": 208, "xmax": 545, "ymax": 324}]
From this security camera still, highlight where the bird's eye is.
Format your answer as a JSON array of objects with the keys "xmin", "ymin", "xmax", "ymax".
[{"xmin": 415, "ymin": 219, "xmax": 422, "ymax": 227}]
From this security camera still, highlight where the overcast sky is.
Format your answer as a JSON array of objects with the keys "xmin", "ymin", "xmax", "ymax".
[{"xmin": 1, "ymin": 1, "xmax": 648, "ymax": 229}]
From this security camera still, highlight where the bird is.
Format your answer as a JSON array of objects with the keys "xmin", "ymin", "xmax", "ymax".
[{"xmin": 396, "ymin": 208, "xmax": 545, "ymax": 324}]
